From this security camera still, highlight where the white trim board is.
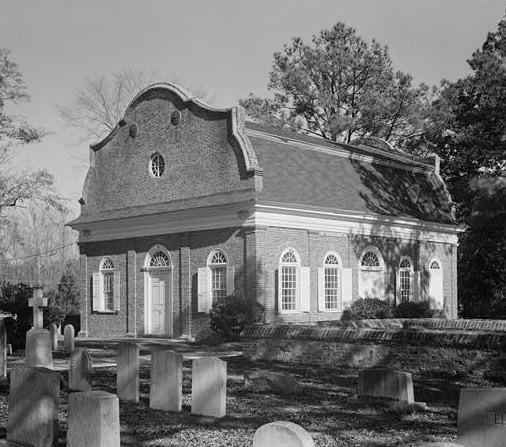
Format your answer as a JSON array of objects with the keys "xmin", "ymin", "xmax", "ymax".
[{"xmin": 76, "ymin": 201, "xmax": 461, "ymax": 245}]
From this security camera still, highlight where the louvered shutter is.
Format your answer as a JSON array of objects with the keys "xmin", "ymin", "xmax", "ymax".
[
  {"xmin": 341, "ymin": 268, "xmax": 353, "ymax": 310},
  {"xmin": 413, "ymin": 271, "xmax": 420, "ymax": 301},
  {"xmin": 277, "ymin": 268, "xmax": 282, "ymax": 313},
  {"xmin": 395, "ymin": 269, "xmax": 400, "ymax": 302},
  {"xmin": 226, "ymin": 265, "xmax": 235, "ymax": 296},
  {"xmin": 113, "ymin": 271, "xmax": 121, "ymax": 311},
  {"xmin": 92, "ymin": 272, "xmax": 101, "ymax": 311},
  {"xmin": 197, "ymin": 267, "xmax": 211, "ymax": 313},
  {"xmin": 317, "ymin": 267, "xmax": 325, "ymax": 311},
  {"xmin": 299, "ymin": 267, "xmax": 311, "ymax": 312}
]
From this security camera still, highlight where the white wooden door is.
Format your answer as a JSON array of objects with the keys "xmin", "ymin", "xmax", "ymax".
[{"xmin": 149, "ymin": 271, "xmax": 168, "ymax": 335}]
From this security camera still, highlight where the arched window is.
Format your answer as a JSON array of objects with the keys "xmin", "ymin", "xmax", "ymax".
[
  {"xmin": 398, "ymin": 256, "xmax": 413, "ymax": 303},
  {"xmin": 279, "ymin": 248, "xmax": 301, "ymax": 312},
  {"xmin": 208, "ymin": 250, "xmax": 228, "ymax": 302},
  {"xmin": 92, "ymin": 257, "xmax": 120, "ymax": 312},
  {"xmin": 323, "ymin": 252, "xmax": 340, "ymax": 310},
  {"xmin": 428, "ymin": 258, "xmax": 444, "ymax": 309},
  {"xmin": 359, "ymin": 246, "xmax": 385, "ymax": 299},
  {"xmin": 149, "ymin": 251, "xmax": 170, "ymax": 268}
]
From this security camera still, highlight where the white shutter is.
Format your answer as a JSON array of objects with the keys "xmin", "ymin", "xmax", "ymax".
[
  {"xmin": 395, "ymin": 269, "xmax": 400, "ymax": 302},
  {"xmin": 197, "ymin": 267, "xmax": 211, "ymax": 313},
  {"xmin": 277, "ymin": 268, "xmax": 282, "ymax": 313},
  {"xmin": 413, "ymin": 271, "xmax": 420, "ymax": 302},
  {"xmin": 113, "ymin": 271, "xmax": 121, "ymax": 311},
  {"xmin": 317, "ymin": 267, "xmax": 325, "ymax": 311},
  {"xmin": 341, "ymin": 268, "xmax": 353, "ymax": 310},
  {"xmin": 226, "ymin": 265, "xmax": 235, "ymax": 296},
  {"xmin": 92, "ymin": 272, "xmax": 101, "ymax": 311},
  {"xmin": 429, "ymin": 269, "xmax": 444, "ymax": 309},
  {"xmin": 299, "ymin": 267, "xmax": 310, "ymax": 312}
]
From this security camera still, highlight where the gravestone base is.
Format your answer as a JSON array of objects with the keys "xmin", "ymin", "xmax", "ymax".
[{"xmin": 25, "ymin": 328, "xmax": 53, "ymax": 369}]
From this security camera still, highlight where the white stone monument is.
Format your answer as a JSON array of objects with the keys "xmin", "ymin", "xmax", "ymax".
[
  {"xmin": 7, "ymin": 366, "xmax": 60, "ymax": 447},
  {"xmin": 117, "ymin": 342, "xmax": 139, "ymax": 402},
  {"xmin": 68, "ymin": 391, "xmax": 120, "ymax": 447},
  {"xmin": 49, "ymin": 323, "xmax": 59, "ymax": 351},
  {"xmin": 25, "ymin": 287, "xmax": 53, "ymax": 369},
  {"xmin": 253, "ymin": 421, "xmax": 315, "ymax": 447},
  {"xmin": 150, "ymin": 350, "xmax": 183, "ymax": 412},
  {"xmin": 458, "ymin": 388, "xmax": 506, "ymax": 447},
  {"xmin": 0, "ymin": 320, "xmax": 6, "ymax": 377},
  {"xmin": 191, "ymin": 356, "xmax": 226, "ymax": 418},
  {"xmin": 69, "ymin": 348, "xmax": 93, "ymax": 391},
  {"xmin": 64, "ymin": 324, "xmax": 75, "ymax": 353}
]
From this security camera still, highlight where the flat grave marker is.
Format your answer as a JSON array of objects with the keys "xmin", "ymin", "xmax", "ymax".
[
  {"xmin": 191, "ymin": 356, "xmax": 227, "ymax": 418},
  {"xmin": 7, "ymin": 366, "xmax": 60, "ymax": 447},
  {"xmin": 150, "ymin": 350, "xmax": 183, "ymax": 412},
  {"xmin": 457, "ymin": 387, "xmax": 506, "ymax": 447},
  {"xmin": 117, "ymin": 342, "xmax": 139, "ymax": 402},
  {"xmin": 358, "ymin": 368, "xmax": 414, "ymax": 403}
]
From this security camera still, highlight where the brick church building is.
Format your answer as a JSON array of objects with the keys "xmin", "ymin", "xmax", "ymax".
[{"xmin": 69, "ymin": 83, "xmax": 462, "ymax": 339}]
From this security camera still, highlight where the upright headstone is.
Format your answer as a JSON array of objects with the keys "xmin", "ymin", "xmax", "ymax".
[
  {"xmin": 0, "ymin": 320, "xmax": 7, "ymax": 377},
  {"xmin": 25, "ymin": 287, "xmax": 53, "ymax": 369},
  {"xmin": 69, "ymin": 348, "xmax": 93, "ymax": 391},
  {"xmin": 64, "ymin": 324, "xmax": 75, "ymax": 353},
  {"xmin": 358, "ymin": 368, "xmax": 414, "ymax": 403},
  {"xmin": 49, "ymin": 323, "xmax": 59, "ymax": 351},
  {"xmin": 253, "ymin": 421, "xmax": 315, "ymax": 447},
  {"xmin": 457, "ymin": 388, "xmax": 506, "ymax": 447},
  {"xmin": 117, "ymin": 342, "xmax": 139, "ymax": 402},
  {"xmin": 7, "ymin": 366, "xmax": 60, "ymax": 447},
  {"xmin": 191, "ymin": 356, "xmax": 227, "ymax": 418},
  {"xmin": 150, "ymin": 350, "xmax": 183, "ymax": 412},
  {"xmin": 68, "ymin": 391, "xmax": 120, "ymax": 447}
]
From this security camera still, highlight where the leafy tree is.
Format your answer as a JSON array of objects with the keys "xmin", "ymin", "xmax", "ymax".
[
  {"xmin": 46, "ymin": 272, "xmax": 80, "ymax": 327},
  {"xmin": 427, "ymin": 17, "xmax": 506, "ymax": 317},
  {"xmin": 0, "ymin": 48, "xmax": 56, "ymax": 221},
  {"xmin": 58, "ymin": 68, "xmax": 215, "ymax": 144},
  {"xmin": 0, "ymin": 282, "xmax": 33, "ymax": 348},
  {"xmin": 240, "ymin": 22, "xmax": 433, "ymax": 147}
]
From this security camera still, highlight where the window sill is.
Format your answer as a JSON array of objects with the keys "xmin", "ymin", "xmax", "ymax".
[
  {"xmin": 319, "ymin": 309, "xmax": 341, "ymax": 313},
  {"xmin": 92, "ymin": 310, "xmax": 119, "ymax": 315}
]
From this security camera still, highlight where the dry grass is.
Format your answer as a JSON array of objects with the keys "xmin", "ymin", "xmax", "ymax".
[{"xmin": 0, "ymin": 350, "xmax": 503, "ymax": 446}]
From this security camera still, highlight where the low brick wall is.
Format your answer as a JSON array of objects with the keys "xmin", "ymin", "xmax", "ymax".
[{"xmin": 240, "ymin": 321, "xmax": 506, "ymax": 378}]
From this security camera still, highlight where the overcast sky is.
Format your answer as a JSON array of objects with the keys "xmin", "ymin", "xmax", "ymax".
[{"xmin": 1, "ymin": 0, "xmax": 505, "ymax": 217}]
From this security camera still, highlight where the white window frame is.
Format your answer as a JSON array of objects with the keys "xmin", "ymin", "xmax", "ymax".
[
  {"xmin": 278, "ymin": 248, "xmax": 310, "ymax": 313},
  {"xmin": 93, "ymin": 257, "xmax": 120, "ymax": 313},
  {"xmin": 397, "ymin": 256, "xmax": 414, "ymax": 303},
  {"xmin": 197, "ymin": 249, "xmax": 235, "ymax": 314},
  {"xmin": 358, "ymin": 246, "xmax": 385, "ymax": 299},
  {"xmin": 318, "ymin": 251, "xmax": 342, "ymax": 312}
]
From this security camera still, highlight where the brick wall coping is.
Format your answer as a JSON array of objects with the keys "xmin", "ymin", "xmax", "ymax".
[
  {"xmin": 240, "ymin": 323, "xmax": 506, "ymax": 349},
  {"xmin": 316, "ymin": 318, "xmax": 506, "ymax": 332}
]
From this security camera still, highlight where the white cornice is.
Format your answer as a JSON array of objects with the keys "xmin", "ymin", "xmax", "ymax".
[
  {"xmin": 246, "ymin": 128, "xmax": 433, "ymax": 174},
  {"xmin": 76, "ymin": 200, "xmax": 462, "ymax": 245},
  {"xmin": 247, "ymin": 204, "xmax": 462, "ymax": 244}
]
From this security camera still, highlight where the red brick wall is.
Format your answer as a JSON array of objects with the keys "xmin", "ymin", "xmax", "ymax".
[
  {"xmin": 242, "ymin": 323, "xmax": 506, "ymax": 378},
  {"xmin": 82, "ymin": 88, "xmax": 256, "ymax": 214}
]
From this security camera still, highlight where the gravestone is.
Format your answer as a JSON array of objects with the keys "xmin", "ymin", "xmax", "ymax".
[
  {"xmin": 117, "ymin": 342, "xmax": 139, "ymax": 402},
  {"xmin": 25, "ymin": 287, "xmax": 53, "ymax": 369},
  {"xmin": 64, "ymin": 324, "xmax": 75, "ymax": 353},
  {"xmin": 6, "ymin": 344, "xmax": 12, "ymax": 356},
  {"xmin": 150, "ymin": 350, "xmax": 183, "ymax": 412},
  {"xmin": 7, "ymin": 366, "xmax": 60, "ymax": 447},
  {"xmin": 358, "ymin": 368, "xmax": 414, "ymax": 403},
  {"xmin": 69, "ymin": 348, "xmax": 93, "ymax": 391},
  {"xmin": 457, "ymin": 388, "xmax": 506, "ymax": 447},
  {"xmin": 49, "ymin": 324, "xmax": 59, "ymax": 351},
  {"xmin": 0, "ymin": 320, "xmax": 6, "ymax": 377},
  {"xmin": 245, "ymin": 370, "xmax": 302, "ymax": 395},
  {"xmin": 191, "ymin": 356, "xmax": 226, "ymax": 418},
  {"xmin": 68, "ymin": 391, "xmax": 120, "ymax": 447},
  {"xmin": 253, "ymin": 421, "xmax": 315, "ymax": 447}
]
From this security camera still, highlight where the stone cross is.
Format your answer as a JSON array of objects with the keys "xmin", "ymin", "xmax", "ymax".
[{"xmin": 28, "ymin": 287, "xmax": 47, "ymax": 329}]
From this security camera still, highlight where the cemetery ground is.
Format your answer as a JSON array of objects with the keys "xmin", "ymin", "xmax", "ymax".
[{"xmin": 0, "ymin": 340, "xmax": 504, "ymax": 447}]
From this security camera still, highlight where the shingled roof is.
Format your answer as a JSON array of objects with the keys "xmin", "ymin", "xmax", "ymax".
[{"xmin": 246, "ymin": 122, "xmax": 455, "ymax": 224}]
